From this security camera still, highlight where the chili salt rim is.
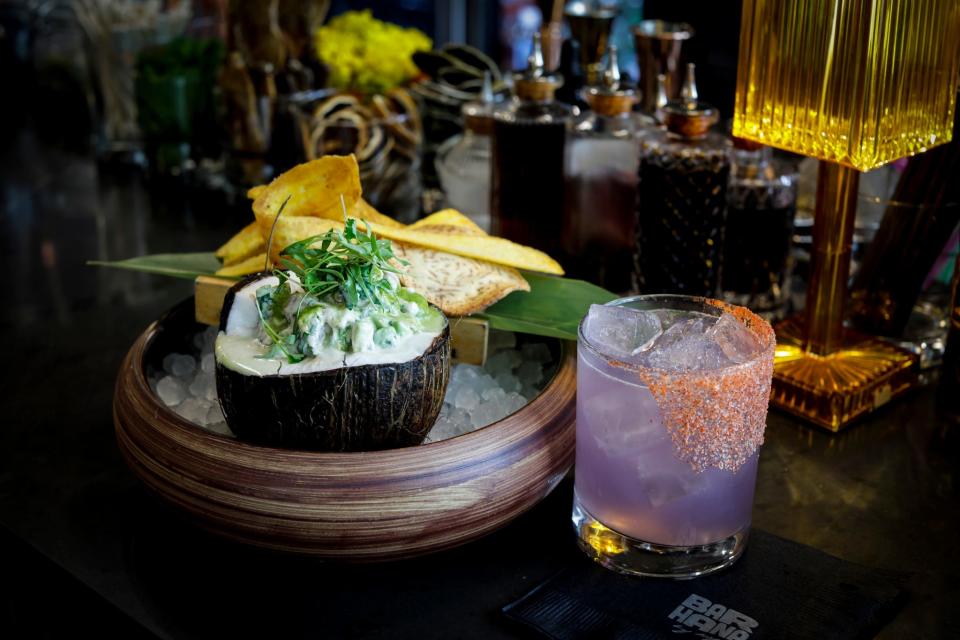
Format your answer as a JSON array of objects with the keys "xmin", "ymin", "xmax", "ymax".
[{"xmin": 578, "ymin": 295, "xmax": 776, "ymax": 473}]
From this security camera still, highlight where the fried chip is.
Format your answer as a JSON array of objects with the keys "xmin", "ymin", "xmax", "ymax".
[
  {"xmin": 250, "ymin": 180, "xmax": 402, "ymax": 228},
  {"xmin": 409, "ymin": 209, "xmax": 485, "ymax": 236},
  {"xmin": 394, "ymin": 243, "xmax": 529, "ymax": 315},
  {"xmin": 268, "ymin": 215, "xmax": 564, "ymax": 275},
  {"xmin": 348, "ymin": 198, "xmax": 405, "ymax": 228},
  {"xmin": 235, "ymin": 161, "xmax": 559, "ymax": 315},
  {"xmin": 215, "ymin": 252, "xmax": 268, "ymax": 277},
  {"xmin": 215, "ymin": 222, "xmax": 265, "ymax": 266},
  {"xmin": 252, "ymin": 154, "xmax": 362, "ymax": 235},
  {"xmin": 375, "ymin": 223, "xmax": 562, "ymax": 274}
]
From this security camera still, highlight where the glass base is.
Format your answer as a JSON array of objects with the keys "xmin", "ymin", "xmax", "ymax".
[{"xmin": 572, "ymin": 494, "xmax": 749, "ymax": 579}]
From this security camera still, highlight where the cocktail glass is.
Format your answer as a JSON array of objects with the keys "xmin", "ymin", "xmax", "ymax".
[{"xmin": 572, "ymin": 294, "xmax": 775, "ymax": 578}]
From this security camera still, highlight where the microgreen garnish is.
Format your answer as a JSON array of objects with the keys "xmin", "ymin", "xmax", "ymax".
[
  {"xmin": 255, "ymin": 215, "xmax": 414, "ymax": 364},
  {"xmin": 277, "ymin": 217, "xmax": 408, "ymax": 312}
]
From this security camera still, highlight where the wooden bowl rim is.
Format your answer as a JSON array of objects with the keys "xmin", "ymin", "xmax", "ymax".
[{"xmin": 128, "ymin": 301, "xmax": 575, "ymax": 467}]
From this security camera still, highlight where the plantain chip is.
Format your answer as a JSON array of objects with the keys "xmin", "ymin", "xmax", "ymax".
[
  {"xmin": 248, "ymin": 182, "xmax": 402, "ymax": 230},
  {"xmin": 372, "ymin": 224, "xmax": 563, "ymax": 275},
  {"xmin": 269, "ymin": 215, "xmax": 563, "ymax": 274},
  {"xmin": 348, "ymin": 198, "xmax": 405, "ymax": 228},
  {"xmin": 215, "ymin": 221, "xmax": 265, "ymax": 266},
  {"xmin": 268, "ymin": 216, "xmax": 527, "ymax": 315},
  {"xmin": 394, "ymin": 243, "xmax": 529, "ymax": 316},
  {"xmin": 215, "ymin": 252, "xmax": 268, "ymax": 277},
  {"xmin": 252, "ymin": 154, "xmax": 362, "ymax": 236},
  {"xmin": 409, "ymin": 209, "xmax": 485, "ymax": 236}
]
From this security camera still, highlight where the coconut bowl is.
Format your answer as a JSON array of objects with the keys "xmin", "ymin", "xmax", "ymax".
[
  {"xmin": 215, "ymin": 273, "xmax": 453, "ymax": 452},
  {"xmin": 113, "ymin": 299, "xmax": 576, "ymax": 560}
]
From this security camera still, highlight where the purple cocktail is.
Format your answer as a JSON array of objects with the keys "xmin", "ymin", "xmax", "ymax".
[{"xmin": 573, "ymin": 295, "xmax": 775, "ymax": 577}]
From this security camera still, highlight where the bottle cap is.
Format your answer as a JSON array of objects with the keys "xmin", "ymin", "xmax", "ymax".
[
  {"xmin": 584, "ymin": 46, "xmax": 637, "ymax": 116},
  {"xmin": 663, "ymin": 63, "xmax": 719, "ymax": 139},
  {"xmin": 514, "ymin": 33, "xmax": 564, "ymax": 101}
]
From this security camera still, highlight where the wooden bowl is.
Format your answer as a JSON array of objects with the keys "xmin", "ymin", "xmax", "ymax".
[{"xmin": 113, "ymin": 300, "xmax": 576, "ymax": 560}]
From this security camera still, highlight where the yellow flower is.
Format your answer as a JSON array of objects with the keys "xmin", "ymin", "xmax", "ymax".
[{"xmin": 314, "ymin": 10, "xmax": 432, "ymax": 95}]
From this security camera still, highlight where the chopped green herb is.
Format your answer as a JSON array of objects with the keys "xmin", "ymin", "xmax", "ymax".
[
  {"xmin": 254, "ymin": 216, "xmax": 441, "ymax": 363},
  {"xmin": 277, "ymin": 217, "xmax": 408, "ymax": 312}
]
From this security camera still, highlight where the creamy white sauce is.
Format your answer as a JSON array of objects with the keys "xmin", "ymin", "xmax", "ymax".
[
  {"xmin": 352, "ymin": 319, "xmax": 375, "ymax": 352},
  {"xmin": 344, "ymin": 330, "xmax": 439, "ymax": 368},
  {"xmin": 216, "ymin": 276, "xmax": 443, "ymax": 377},
  {"xmin": 216, "ymin": 330, "xmax": 439, "ymax": 377}
]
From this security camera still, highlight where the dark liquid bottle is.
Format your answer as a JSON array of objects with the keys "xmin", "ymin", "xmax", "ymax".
[
  {"xmin": 721, "ymin": 141, "xmax": 797, "ymax": 316},
  {"xmin": 562, "ymin": 45, "xmax": 652, "ymax": 293},
  {"xmin": 634, "ymin": 64, "xmax": 729, "ymax": 296},
  {"xmin": 491, "ymin": 34, "xmax": 572, "ymax": 259}
]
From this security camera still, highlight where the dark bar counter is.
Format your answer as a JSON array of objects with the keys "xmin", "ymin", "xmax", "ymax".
[{"xmin": 1, "ymin": 131, "xmax": 958, "ymax": 639}]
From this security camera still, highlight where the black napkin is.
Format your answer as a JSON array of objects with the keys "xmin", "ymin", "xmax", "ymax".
[{"xmin": 503, "ymin": 530, "xmax": 906, "ymax": 640}]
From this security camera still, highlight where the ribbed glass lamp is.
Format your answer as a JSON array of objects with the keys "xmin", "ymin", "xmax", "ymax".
[{"xmin": 732, "ymin": 0, "xmax": 960, "ymax": 430}]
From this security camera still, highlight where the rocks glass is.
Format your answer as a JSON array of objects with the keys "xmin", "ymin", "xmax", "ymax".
[{"xmin": 573, "ymin": 295, "xmax": 775, "ymax": 577}]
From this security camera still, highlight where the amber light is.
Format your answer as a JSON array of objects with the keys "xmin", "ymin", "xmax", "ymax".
[{"xmin": 732, "ymin": 0, "xmax": 960, "ymax": 430}]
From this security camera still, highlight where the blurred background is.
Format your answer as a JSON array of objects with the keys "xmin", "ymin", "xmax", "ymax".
[
  {"xmin": 0, "ymin": 0, "xmax": 740, "ymax": 316},
  {"xmin": 0, "ymin": 1, "xmax": 739, "ymax": 164},
  {"xmin": 0, "ymin": 0, "xmax": 956, "ymax": 375}
]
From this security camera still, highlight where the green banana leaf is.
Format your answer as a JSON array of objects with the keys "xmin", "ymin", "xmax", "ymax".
[
  {"xmin": 90, "ymin": 253, "xmax": 617, "ymax": 340},
  {"xmin": 88, "ymin": 253, "xmax": 224, "ymax": 280},
  {"xmin": 476, "ymin": 272, "xmax": 616, "ymax": 341}
]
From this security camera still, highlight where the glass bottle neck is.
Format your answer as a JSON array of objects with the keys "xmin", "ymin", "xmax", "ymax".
[
  {"xmin": 732, "ymin": 146, "xmax": 774, "ymax": 180},
  {"xmin": 572, "ymin": 111, "xmax": 648, "ymax": 138},
  {"xmin": 495, "ymin": 96, "xmax": 572, "ymax": 124}
]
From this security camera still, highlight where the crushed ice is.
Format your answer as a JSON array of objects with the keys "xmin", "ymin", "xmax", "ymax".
[
  {"xmin": 584, "ymin": 304, "xmax": 663, "ymax": 359},
  {"xmin": 151, "ymin": 326, "xmax": 232, "ymax": 436},
  {"xmin": 149, "ymin": 327, "xmax": 552, "ymax": 444},
  {"xmin": 424, "ymin": 331, "xmax": 552, "ymax": 443},
  {"xmin": 584, "ymin": 305, "xmax": 761, "ymax": 372}
]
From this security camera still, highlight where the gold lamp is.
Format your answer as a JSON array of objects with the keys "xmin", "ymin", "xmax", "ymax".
[{"xmin": 733, "ymin": 0, "xmax": 960, "ymax": 430}]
